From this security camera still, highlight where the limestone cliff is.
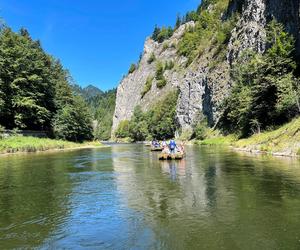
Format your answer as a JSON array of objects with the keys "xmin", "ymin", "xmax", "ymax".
[
  {"xmin": 112, "ymin": 0, "xmax": 300, "ymax": 136},
  {"xmin": 112, "ymin": 23, "xmax": 195, "ymax": 133}
]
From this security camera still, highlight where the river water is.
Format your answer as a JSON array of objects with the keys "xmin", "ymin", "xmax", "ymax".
[{"xmin": 0, "ymin": 144, "xmax": 300, "ymax": 249}]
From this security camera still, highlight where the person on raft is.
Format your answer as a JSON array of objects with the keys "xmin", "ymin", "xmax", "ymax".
[
  {"xmin": 169, "ymin": 139, "xmax": 177, "ymax": 154},
  {"xmin": 178, "ymin": 142, "xmax": 185, "ymax": 154},
  {"xmin": 162, "ymin": 139, "xmax": 167, "ymax": 147},
  {"xmin": 162, "ymin": 145, "xmax": 170, "ymax": 154},
  {"xmin": 152, "ymin": 139, "xmax": 160, "ymax": 148}
]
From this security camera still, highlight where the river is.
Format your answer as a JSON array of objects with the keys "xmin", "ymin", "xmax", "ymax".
[{"xmin": 0, "ymin": 144, "xmax": 300, "ymax": 249}]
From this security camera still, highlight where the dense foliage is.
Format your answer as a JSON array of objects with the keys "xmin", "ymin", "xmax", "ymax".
[
  {"xmin": 115, "ymin": 91, "xmax": 178, "ymax": 141},
  {"xmin": 53, "ymin": 97, "xmax": 94, "ymax": 142},
  {"xmin": 155, "ymin": 61, "xmax": 167, "ymax": 88},
  {"xmin": 114, "ymin": 120, "xmax": 130, "ymax": 138},
  {"xmin": 151, "ymin": 0, "xmax": 223, "ymax": 43},
  {"xmin": 71, "ymin": 83, "xmax": 116, "ymax": 141},
  {"xmin": 141, "ymin": 76, "xmax": 154, "ymax": 97},
  {"xmin": 0, "ymin": 26, "xmax": 93, "ymax": 141},
  {"xmin": 93, "ymin": 89, "xmax": 117, "ymax": 140},
  {"xmin": 221, "ymin": 20, "xmax": 300, "ymax": 137},
  {"xmin": 177, "ymin": 0, "xmax": 235, "ymax": 66},
  {"xmin": 152, "ymin": 26, "xmax": 174, "ymax": 43}
]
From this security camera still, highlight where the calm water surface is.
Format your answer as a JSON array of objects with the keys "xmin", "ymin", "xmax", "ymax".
[{"xmin": 0, "ymin": 144, "xmax": 300, "ymax": 249}]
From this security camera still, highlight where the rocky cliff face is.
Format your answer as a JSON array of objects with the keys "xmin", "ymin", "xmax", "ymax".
[
  {"xmin": 112, "ymin": 23, "xmax": 195, "ymax": 133},
  {"xmin": 112, "ymin": 0, "xmax": 300, "ymax": 136},
  {"xmin": 228, "ymin": 0, "xmax": 300, "ymax": 63}
]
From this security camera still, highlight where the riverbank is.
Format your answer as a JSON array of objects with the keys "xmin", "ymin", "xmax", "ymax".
[
  {"xmin": 0, "ymin": 136, "xmax": 103, "ymax": 155},
  {"xmin": 196, "ymin": 117, "xmax": 300, "ymax": 157}
]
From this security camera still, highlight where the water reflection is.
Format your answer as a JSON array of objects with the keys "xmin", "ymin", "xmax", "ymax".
[
  {"xmin": 0, "ymin": 152, "xmax": 74, "ymax": 248},
  {"xmin": 111, "ymin": 145, "xmax": 300, "ymax": 249},
  {"xmin": 0, "ymin": 145, "xmax": 300, "ymax": 249},
  {"xmin": 205, "ymin": 164, "xmax": 217, "ymax": 208}
]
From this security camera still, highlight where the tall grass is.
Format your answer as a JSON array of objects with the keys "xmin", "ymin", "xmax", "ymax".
[
  {"xmin": 195, "ymin": 117, "xmax": 300, "ymax": 156},
  {"xmin": 196, "ymin": 135, "xmax": 237, "ymax": 146},
  {"xmin": 234, "ymin": 117, "xmax": 300, "ymax": 155},
  {"xmin": 0, "ymin": 136, "xmax": 101, "ymax": 154}
]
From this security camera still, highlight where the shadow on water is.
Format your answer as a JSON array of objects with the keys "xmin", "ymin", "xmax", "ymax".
[{"xmin": 0, "ymin": 145, "xmax": 300, "ymax": 249}]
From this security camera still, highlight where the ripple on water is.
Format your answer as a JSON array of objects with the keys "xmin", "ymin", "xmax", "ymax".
[{"xmin": 0, "ymin": 145, "xmax": 300, "ymax": 249}]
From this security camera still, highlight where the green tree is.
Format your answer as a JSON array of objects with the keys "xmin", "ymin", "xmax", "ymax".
[
  {"xmin": 152, "ymin": 25, "xmax": 161, "ymax": 41},
  {"xmin": 115, "ymin": 120, "xmax": 130, "ymax": 138},
  {"xmin": 0, "ymin": 21, "xmax": 97, "ymax": 142},
  {"xmin": 0, "ymin": 78, "xmax": 5, "ymax": 118},
  {"xmin": 53, "ymin": 96, "xmax": 93, "ymax": 142},
  {"xmin": 0, "ymin": 27, "xmax": 56, "ymax": 130},
  {"xmin": 128, "ymin": 106, "xmax": 149, "ymax": 141},
  {"xmin": 51, "ymin": 60, "xmax": 74, "ymax": 110},
  {"xmin": 185, "ymin": 11, "xmax": 199, "ymax": 22},
  {"xmin": 156, "ymin": 26, "xmax": 173, "ymax": 43},
  {"xmin": 177, "ymin": 0, "xmax": 236, "ymax": 66},
  {"xmin": 119, "ymin": 91, "xmax": 179, "ymax": 141},
  {"xmin": 175, "ymin": 14, "xmax": 182, "ymax": 29},
  {"xmin": 147, "ymin": 91, "xmax": 178, "ymax": 139},
  {"xmin": 221, "ymin": 20, "xmax": 299, "ymax": 136},
  {"xmin": 250, "ymin": 20, "xmax": 297, "ymax": 129},
  {"xmin": 128, "ymin": 63, "xmax": 137, "ymax": 74},
  {"xmin": 94, "ymin": 89, "xmax": 116, "ymax": 140}
]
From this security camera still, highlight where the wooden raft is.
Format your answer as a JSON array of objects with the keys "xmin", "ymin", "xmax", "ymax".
[
  {"xmin": 151, "ymin": 147, "xmax": 163, "ymax": 152},
  {"xmin": 158, "ymin": 153, "xmax": 185, "ymax": 160}
]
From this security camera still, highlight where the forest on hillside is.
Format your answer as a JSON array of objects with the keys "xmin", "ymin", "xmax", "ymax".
[
  {"xmin": 0, "ymin": 23, "xmax": 116, "ymax": 142},
  {"xmin": 72, "ymin": 85, "xmax": 116, "ymax": 140}
]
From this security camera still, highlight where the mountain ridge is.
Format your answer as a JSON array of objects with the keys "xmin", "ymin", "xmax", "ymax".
[
  {"xmin": 72, "ymin": 84, "xmax": 104, "ymax": 100},
  {"xmin": 112, "ymin": 0, "xmax": 300, "ymax": 139}
]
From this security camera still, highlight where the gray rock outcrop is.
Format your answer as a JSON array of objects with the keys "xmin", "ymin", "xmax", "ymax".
[{"xmin": 112, "ymin": 0, "xmax": 300, "ymax": 137}]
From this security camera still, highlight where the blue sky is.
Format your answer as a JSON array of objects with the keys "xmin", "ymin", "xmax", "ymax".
[{"xmin": 0, "ymin": 0, "xmax": 200, "ymax": 90}]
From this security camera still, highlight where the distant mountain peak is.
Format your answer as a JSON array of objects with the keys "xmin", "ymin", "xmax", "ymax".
[
  {"xmin": 84, "ymin": 84, "xmax": 102, "ymax": 91},
  {"xmin": 72, "ymin": 84, "xmax": 104, "ymax": 100}
]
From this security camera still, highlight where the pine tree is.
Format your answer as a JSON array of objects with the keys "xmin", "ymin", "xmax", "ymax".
[
  {"xmin": 175, "ymin": 14, "xmax": 182, "ymax": 29},
  {"xmin": 0, "ymin": 24, "xmax": 94, "ymax": 141},
  {"xmin": 221, "ymin": 20, "xmax": 299, "ymax": 136},
  {"xmin": 152, "ymin": 25, "xmax": 161, "ymax": 41}
]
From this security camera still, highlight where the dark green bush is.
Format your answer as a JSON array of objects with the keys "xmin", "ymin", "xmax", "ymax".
[
  {"xmin": 141, "ymin": 76, "xmax": 154, "ymax": 97},
  {"xmin": 128, "ymin": 64, "xmax": 137, "ymax": 74},
  {"xmin": 152, "ymin": 26, "xmax": 174, "ymax": 43},
  {"xmin": 155, "ymin": 61, "xmax": 167, "ymax": 88},
  {"xmin": 147, "ymin": 52, "xmax": 156, "ymax": 64},
  {"xmin": 156, "ymin": 79, "xmax": 167, "ymax": 88},
  {"xmin": 115, "ymin": 120, "xmax": 130, "ymax": 138}
]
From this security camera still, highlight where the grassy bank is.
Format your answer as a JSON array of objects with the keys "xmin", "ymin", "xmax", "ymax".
[
  {"xmin": 196, "ymin": 135, "xmax": 237, "ymax": 146},
  {"xmin": 0, "ymin": 136, "xmax": 103, "ymax": 154},
  {"xmin": 234, "ymin": 118, "xmax": 300, "ymax": 156},
  {"xmin": 196, "ymin": 117, "xmax": 300, "ymax": 157}
]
